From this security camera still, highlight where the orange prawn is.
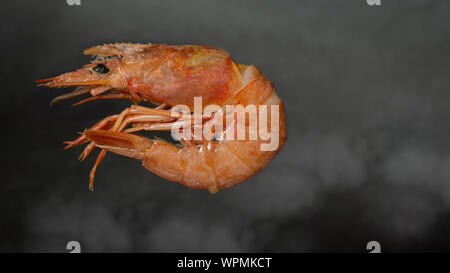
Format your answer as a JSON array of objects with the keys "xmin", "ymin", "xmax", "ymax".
[{"xmin": 38, "ymin": 43, "xmax": 287, "ymax": 193}]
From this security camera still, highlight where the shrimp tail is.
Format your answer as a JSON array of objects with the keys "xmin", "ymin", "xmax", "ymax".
[{"xmin": 83, "ymin": 130, "xmax": 152, "ymax": 160}]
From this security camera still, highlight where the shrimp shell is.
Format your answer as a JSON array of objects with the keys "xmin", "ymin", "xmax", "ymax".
[{"xmin": 38, "ymin": 43, "xmax": 287, "ymax": 193}]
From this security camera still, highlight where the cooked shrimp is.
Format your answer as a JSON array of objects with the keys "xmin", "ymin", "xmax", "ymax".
[{"xmin": 38, "ymin": 43, "xmax": 287, "ymax": 193}]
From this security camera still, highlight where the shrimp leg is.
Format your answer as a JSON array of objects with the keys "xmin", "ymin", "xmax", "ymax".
[
  {"xmin": 70, "ymin": 108, "xmax": 182, "ymax": 189},
  {"xmin": 64, "ymin": 106, "xmax": 175, "ymax": 149}
]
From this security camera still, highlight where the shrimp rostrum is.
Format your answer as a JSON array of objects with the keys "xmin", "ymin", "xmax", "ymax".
[{"xmin": 38, "ymin": 43, "xmax": 287, "ymax": 193}]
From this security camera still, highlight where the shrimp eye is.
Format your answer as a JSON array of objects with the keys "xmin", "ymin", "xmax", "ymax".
[{"xmin": 93, "ymin": 63, "xmax": 109, "ymax": 74}]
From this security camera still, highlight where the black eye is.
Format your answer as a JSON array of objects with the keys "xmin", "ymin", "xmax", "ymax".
[{"xmin": 93, "ymin": 63, "xmax": 109, "ymax": 74}]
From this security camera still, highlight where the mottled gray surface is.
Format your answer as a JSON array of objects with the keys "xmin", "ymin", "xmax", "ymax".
[{"xmin": 0, "ymin": 0, "xmax": 449, "ymax": 252}]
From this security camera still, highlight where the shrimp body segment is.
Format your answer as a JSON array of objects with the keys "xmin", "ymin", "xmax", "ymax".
[{"xmin": 38, "ymin": 43, "xmax": 287, "ymax": 192}]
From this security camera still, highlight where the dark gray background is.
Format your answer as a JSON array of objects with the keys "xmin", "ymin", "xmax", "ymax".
[{"xmin": 0, "ymin": 0, "xmax": 449, "ymax": 252}]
